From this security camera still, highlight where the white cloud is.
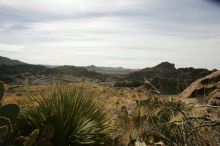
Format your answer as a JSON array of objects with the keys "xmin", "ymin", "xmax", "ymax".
[
  {"xmin": 0, "ymin": 0, "xmax": 220, "ymax": 69},
  {"xmin": 0, "ymin": 44, "xmax": 25, "ymax": 52},
  {"xmin": 0, "ymin": 0, "xmax": 150, "ymax": 14}
]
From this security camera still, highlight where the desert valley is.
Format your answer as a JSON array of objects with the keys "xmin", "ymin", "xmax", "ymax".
[{"xmin": 0, "ymin": 56, "xmax": 219, "ymax": 146}]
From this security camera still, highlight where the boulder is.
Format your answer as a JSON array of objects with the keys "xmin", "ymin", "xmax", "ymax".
[{"xmin": 180, "ymin": 71, "xmax": 220, "ymax": 106}]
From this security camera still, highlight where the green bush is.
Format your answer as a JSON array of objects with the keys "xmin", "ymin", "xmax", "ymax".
[{"xmin": 20, "ymin": 84, "xmax": 111, "ymax": 146}]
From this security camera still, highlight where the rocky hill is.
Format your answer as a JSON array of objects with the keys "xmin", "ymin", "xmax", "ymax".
[
  {"xmin": 0, "ymin": 64, "xmax": 106, "ymax": 84},
  {"xmin": 45, "ymin": 65, "xmax": 105, "ymax": 79},
  {"xmin": 115, "ymin": 62, "xmax": 212, "ymax": 94},
  {"xmin": 0, "ymin": 56, "xmax": 26, "ymax": 65},
  {"xmin": 180, "ymin": 70, "xmax": 220, "ymax": 106}
]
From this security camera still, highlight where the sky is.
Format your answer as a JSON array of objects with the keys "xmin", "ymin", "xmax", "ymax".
[{"xmin": 0, "ymin": 0, "xmax": 220, "ymax": 69}]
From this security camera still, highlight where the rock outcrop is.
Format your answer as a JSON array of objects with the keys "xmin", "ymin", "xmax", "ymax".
[
  {"xmin": 180, "ymin": 70, "xmax": 220, "ymax": 106},
  {"xmin": 115, "ymin": 62, "xmax": 212, "ymax": 94}
]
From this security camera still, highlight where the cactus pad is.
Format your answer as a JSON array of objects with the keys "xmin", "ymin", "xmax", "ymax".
[
  {"xmin": 0, "ymin": 104, "xmax": 20, "ymax": 120},
  {"xmin": 24, "ymin": 129, "xmax": 39, "ymax": 146}
]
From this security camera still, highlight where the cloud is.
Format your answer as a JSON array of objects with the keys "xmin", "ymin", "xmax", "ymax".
[
  {"xmin": 0, "ymin": 44, "xmax": 25, "ymax": 52},
  {"xmin": 0, "ymin": 0, "xmax": 220, "ymax": 69}
]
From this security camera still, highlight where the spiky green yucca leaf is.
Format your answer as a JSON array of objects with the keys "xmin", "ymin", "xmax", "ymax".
[{"xmin": 20, "ymin": 84, "xmax": 111, "ymax": 146}]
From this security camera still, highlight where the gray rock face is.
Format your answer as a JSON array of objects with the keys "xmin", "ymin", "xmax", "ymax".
[
  {"xmin": 180, "ymin": 70, "xmax": 220, "ymax": 106},
  {"xmin": 116, "ymin": 62, "xmax": 212, "ymax": 94}
]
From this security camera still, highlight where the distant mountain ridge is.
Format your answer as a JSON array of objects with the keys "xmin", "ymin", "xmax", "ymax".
[
  {"xmin": 0, "ymin": 56, "xmax": 135, "ymax": 74},
  {"xmin": 0, "ymin": 56, "xmax": 26, "ymax": 65},
  {"xmin": 85, "ymin": 65, "xmax": 136, "ymax": 74},
  {"xmin": 0, "ymin": 56, "xmax": 215, "ymax": 94},
  {"xmin": 0, "ymin": 56, "xmax": 106, "ymax": 84}
]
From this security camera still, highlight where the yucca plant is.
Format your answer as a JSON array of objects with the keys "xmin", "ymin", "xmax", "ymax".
[{"xmin": 19, "ymin": 84, "xmax": 111, "ymax": 146}]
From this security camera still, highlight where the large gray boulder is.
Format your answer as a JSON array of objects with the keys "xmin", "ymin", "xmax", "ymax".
[{"xmin": 180, "ymin": 71, "xmax": 220, "ymax": 106}]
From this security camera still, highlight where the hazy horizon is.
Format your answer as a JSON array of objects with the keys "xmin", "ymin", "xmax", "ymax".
[
  {"xmin": 1, "ymin": 55, "xmax": 219, "ymax": 71},
  {"xmin": 0, "ymin": 0, "xmax": 220, "ymax": 69}
]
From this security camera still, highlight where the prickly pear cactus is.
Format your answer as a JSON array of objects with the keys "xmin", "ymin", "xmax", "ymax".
[
  {"xmin": 24, "ymin": 129, "xmax": 39, "ymax": 146},
  {"xmin": 0, "ymin": 125, "xmax": 8, "ymax": 143},
  {"xmin": 0, "ymin": 104, "xmax": 20, "ymax": 121},
  {"xmin": 0, "ymin": 81, "xmax": 21, "ymax": 145},
  {"xmin": 36, "ymin": 124, "xmax": 55, "ymax": 146},
  {"xmin": 0, "ymin": 82, "xmax": 4, "ymax": 101},
  {"xmin": 0, "ymin": 116, "xmax": 12, "ymax": 144}
]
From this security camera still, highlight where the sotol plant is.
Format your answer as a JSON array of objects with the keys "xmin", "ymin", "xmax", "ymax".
[{"xmin": 20, "ymin": 84, "xmax": 111, "ymax": 146}]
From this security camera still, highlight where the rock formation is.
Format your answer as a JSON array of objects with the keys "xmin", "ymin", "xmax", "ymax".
[
  {"xmin": 115, "ymin": 62, "xmax": 212, "ymax": 94},
  {"xmin": 180, "ymin": 70, "xmax": 220, "ymax": 106}
]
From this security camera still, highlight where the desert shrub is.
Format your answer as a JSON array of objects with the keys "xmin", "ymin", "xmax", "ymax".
[
  {"xmin": 133, "ymin": 97, "xmax": 220, "ymax": 146},
  {"xmin": 20, "ymin": 84, "xmax": 111, "ymax": 146}
]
